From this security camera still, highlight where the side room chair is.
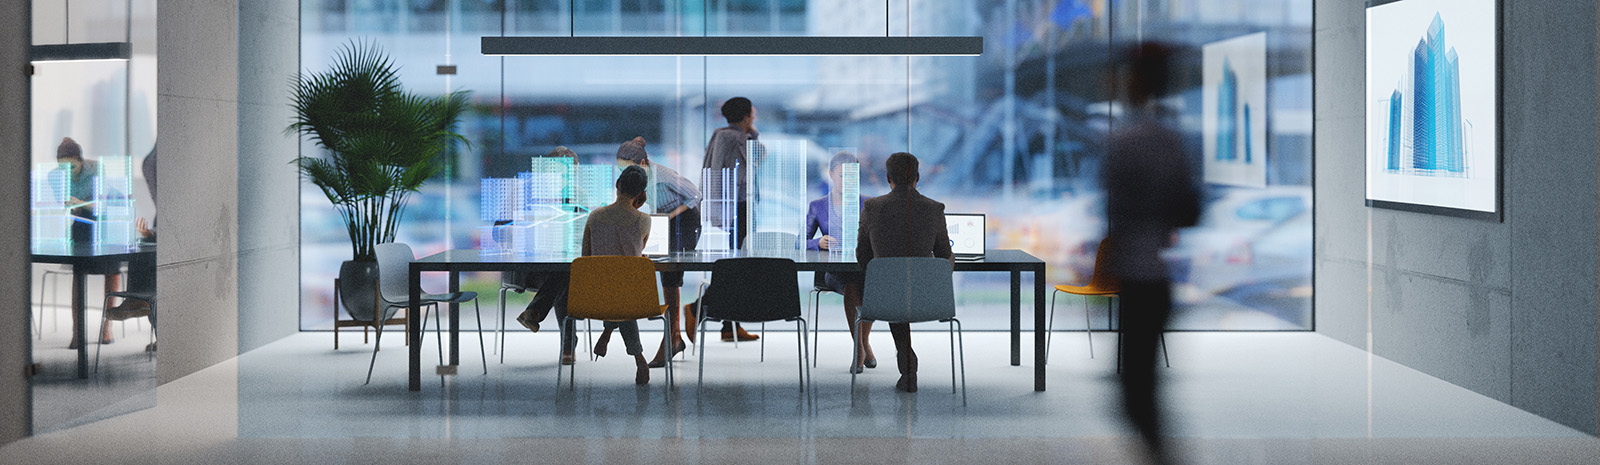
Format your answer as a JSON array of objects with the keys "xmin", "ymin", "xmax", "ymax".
[{"xmin": 853, "ymin": 257, "xmax": 966, "ymax": 406}]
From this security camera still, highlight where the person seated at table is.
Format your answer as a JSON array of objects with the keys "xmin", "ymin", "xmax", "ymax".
[
  {"xmin": 614, "ymin": 137, "xmax": 701, "ymax": 368},
  {"xmin": 857, "ymin": 152, "xmax": 952, "ymax": 393},
  {"xmin": 53, "ymin": 137, "xmax": 120, "ymax": 349},
  {"xmin": 511, "ymin": 146, "xmax": 576, "ymax": 342},
  {"xmin": 583, "ymin": 165, "xmax": 655, "ymax": 384},
  {"xmin": 804, "ymin": 151, "xmax": 877, "ymax": 373}
]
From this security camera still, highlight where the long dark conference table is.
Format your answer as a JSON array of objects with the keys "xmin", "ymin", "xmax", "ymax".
[
  {"xmin": 30, "ymin": 243, "xmax": 156, "ymax": 379},
  {"xmin": 407, "ymin": 249, "xmax": 1047, "ymax": 392}
]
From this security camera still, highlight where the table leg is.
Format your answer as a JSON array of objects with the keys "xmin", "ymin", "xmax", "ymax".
[
  {"xmin": 74, "ymin": 268, "xmax": 88, "ymax": 379},
  {"xmin": 1034, "ymin": 266, "xmax": 1047, "ymax": 392},
  {"xmin": 1010, "ymin": 270, "xmax": 1021, "ymax": 366},
  {"xmin": 449, "ymin": 272, "xmax": 460, "ymax": 367},
  {"xmin": 409, "ymin": 266, "xmax": 422, "ymax": 391}
]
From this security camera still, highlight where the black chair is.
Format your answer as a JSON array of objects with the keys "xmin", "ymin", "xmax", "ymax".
[{"xmin": 696, "ymin": 258, "xmax": 812, "ymax": 395}]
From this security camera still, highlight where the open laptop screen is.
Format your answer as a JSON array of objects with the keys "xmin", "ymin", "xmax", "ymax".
[
  {"xmin": 945, "ymin": 213, "xmax": 986, "ymax": 256},
  {"xmin": 642, "ymin": 214, "xmax": 671, "ymax": 257}
]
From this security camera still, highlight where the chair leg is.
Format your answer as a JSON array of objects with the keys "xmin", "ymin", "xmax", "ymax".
[
  {"xmin": 793, "ymin": 320, "xmax": 803, "ymax": 393},
  {"xmin": 760, "ymin": 322, "xmax": 766, "ymax": 363},
  {"xmin": 800, "ymin": 318, "xmax": 812, "ymax": 406},
  {"xmin": 474, "ymin": 299, "xmax": 487, "ymax": 375},
  {"xmin": 1160, "ymin": 332, "xmax": 1170, "ymax": 368},
  {"xmin": 808, "ymin": 290, "xmax": 821, "ymax": 368},
  {"xmin": 496, "ymin": 287, "xmax": 509, "ymax": 361},
  {"xmin": 697, "ymin": 316, "xmax": 709, "ymax": 387},
  {"xmin": 556, "ymin": 317, "xmax": 567, "ymax": 389},
  {"xmin": 954, "ymin": 319, "xmax": 967, "ymax": 407},
  {"xmin": 1046, "ymin": 290, "xmax": 1058, "ymax": 364},
  {"xmin": 1086, "ymin": 296, "xmax": 1098, "ymax": 359},
  {"xmin": 364, "ymin": 324, "xmax": 384, "ymax": 385},
  {"xmin": 850, "ymin": 317, "xmax": 862, "ymax": 402},
  {"xmin": 94, "ymin": 295, "xmax": 111, "ymax": 373},
  {"xmin": 949, "ymin": 321, "xmax": 957, "ymax": 393},
  {"xmin": 661, "ymin": 316, "xmax": 674, "ymax": 394}
]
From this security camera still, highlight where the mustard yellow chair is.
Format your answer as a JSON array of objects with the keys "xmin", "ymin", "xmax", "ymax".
[
  {"xmin": 1049, "ymin": 239, "xmax": 1168, "ymax": 368},
  {"xmin": 561, "ymin": 255, "xmax": 673, "ymax": 392},
  {"xmin": 1049, "ymin": 239, "xmax": 1122, "ymax": 362}
]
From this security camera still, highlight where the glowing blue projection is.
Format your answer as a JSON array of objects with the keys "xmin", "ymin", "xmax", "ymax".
[
  {"xmin": 573, "ymin": 165, "xmax": 619, "ymax": 211},
  {"xmin": 32, "ymin": 163, "xmax": 72, "ymax": 253},
  {"xmin": 839, "ymin": 162, "xmax": 860, "ymax": 256},
  {"xmin": 477, "ymin": 157, "xmax": 628, "ymax": 256},
  {"xmin": 750, "ymin": 139, "xmax": 805, "ymax": 253},
  {"xmin": 701, "ymin": 166, "xmax": 739, "ymax": 253},
  {"xmin": 1384, "ymin": 13, "xmax": 1467, "ymax": 177},
  {"xmin": 93, "ymin": 156, "xmax": 138, "ymax": 249}
]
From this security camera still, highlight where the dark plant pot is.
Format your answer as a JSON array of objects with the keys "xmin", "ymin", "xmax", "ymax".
[{"xmin": 339, "ymin": 260, "xmax": 382, "ymax": 322}]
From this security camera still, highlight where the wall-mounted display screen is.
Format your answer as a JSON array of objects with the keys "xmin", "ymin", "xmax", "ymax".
[{"xmin": 1366, "ymin": 0, "xmax": 1498, "ymax": 217}]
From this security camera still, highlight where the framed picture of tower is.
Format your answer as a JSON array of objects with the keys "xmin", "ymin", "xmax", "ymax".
[
  {"xmin": 1203, "ymin": 32, "xmax": 1269, "ymax": 188},
  {"xmin": 1365, "ymin": 0, "xmax": 1499, "ymax": 219}
]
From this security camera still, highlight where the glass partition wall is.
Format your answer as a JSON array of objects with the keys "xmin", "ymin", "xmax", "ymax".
[
  {"xmin": 29, "ymin": 0, "xmax": 159, "ymax": 435},
  {"xmin": 299, "ymin": 0, "xmax": 1313, "ymax": 333}
]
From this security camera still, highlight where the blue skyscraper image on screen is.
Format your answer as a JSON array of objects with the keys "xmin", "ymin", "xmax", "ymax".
[
  {"xmin": 1385, "ymin": 13, "xmax": 1466, "ymax": 177},
  {"xmin": 1215, "ymin": 59, "xmax": 1253, "ymax": 164}
]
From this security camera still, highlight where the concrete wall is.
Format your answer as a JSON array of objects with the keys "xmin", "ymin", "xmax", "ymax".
[
  {"xmin": 1, "ymin": 0, "xmax": 33, "ymax": 447},
  {"xmin": 1314, "ymin": 0, "xmax": 1600, "ymax": 434},
  {"xmin": 157, "ymin": 0, "xmax": 300, "ymax": 383},
  {"xmin": 236, "ymin": 0, "xmax": 301, "ymax": 354}
]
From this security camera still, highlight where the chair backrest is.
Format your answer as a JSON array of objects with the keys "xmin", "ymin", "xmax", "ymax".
[
  {"xmin": 374, "ymin": 242, "xmax": 416, "ymax": 306},
  {"xmin": 702, "ymin": 258, "xmax": 802, "ymax": 323},
  {"xmin": 1088, "ymin": 239, "xmax": 1120, "ymax": 292},
  {"xmin": 566, "ymin": 256, "xmax": 662, "ymax": 322},
  {"xmin": 859, "ymin": 257, "xmax": 956, "ymax": 323}
]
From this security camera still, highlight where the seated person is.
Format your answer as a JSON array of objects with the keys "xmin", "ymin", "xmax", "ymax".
[
  {"xmin": 510, "ymin": 147, "xmax": 577, "ymax": 339},
  {"xmin": 857, "ymin": 152, "xmax": 952, "ymax": 393},
  {"xmin": 804, "ymin": 151, "xmax": 877, "ymax": 372},
  {"xmin": 614, "ymin": 137, "xmax": 701, "ymax": 368},
  {"xmin": 53, "ymin": 137, "xmax": 121, "ymax": 348},
  {"xmin": 583, "ymin": 165, "xmax": 655, "ymax": 384}
]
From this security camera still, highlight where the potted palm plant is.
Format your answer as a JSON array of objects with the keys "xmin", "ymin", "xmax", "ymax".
[{"xmin": 290, "ymin": 40, "xmax": 470, "ymax": 320}]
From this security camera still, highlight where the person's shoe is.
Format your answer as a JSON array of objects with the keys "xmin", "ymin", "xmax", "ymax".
[
  {"xmin": 849, "ymin": 364, "xmax": 864, "ymax": 374},
  {"xmin": 515, "ymin": 313, "xmax": 540, "ymax": 332},
  {"xmin": 105, "ymin": 301, "xmax": 151, "ymax": 321},
  {"xmin": 635, "ymin": 362, "xmax": 651, "ymax": 385},
  {"xmin": 145, "ymin": 342, "xmax": 157, "ymax": 352},
  {"xmin": 894, "ymin": 374, "xmax": 918, "ymax": 393},
  {"xmin": 864, "ymin": 357, "xmax": 878, "ymax": 369},
  {"xmin": 647, "ymin": 339, "xmax": 687, "ymax": 368},
  {"xmin": 683, "ymin": 303, "xmax": 699, "ymax": 344},
  {"xmin": 593, "ymin": 332, "xmax": 612, "ymax": 358},
  {"xmin": 560, "ymin": 353, "xmax": 576, "ymax": 365},
  {"xmin": 721, "ymin": 325, "xmax": 759, "ymax": 342}
]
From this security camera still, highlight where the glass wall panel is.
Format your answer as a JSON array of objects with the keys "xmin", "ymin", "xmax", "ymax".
[{"xmin": 300, "ymin": 0, "xmax": 1314, "ymax": 332}]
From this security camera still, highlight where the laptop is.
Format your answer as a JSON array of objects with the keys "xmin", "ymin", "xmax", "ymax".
[
  {"xmin": 945, "ymin": 213, "xmax": 986, "ymax": 260},
  {"xmin": 643, "ymin": 214, "xmax": 671, "ymax": 259}
]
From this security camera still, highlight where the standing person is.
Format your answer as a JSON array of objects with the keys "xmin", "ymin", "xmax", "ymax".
[
  {"xmin": 691, "ymin": 97, "xmax": 760, "ymax": 343},
  {"xmin": 1101, "ymin": 42, "xmax": 1200, "ymax": 465},
  {"xmin": 581, "ymin": 165, "xmax": 655, "ymax": 384},
  {"xmin": 613, "ymin": 137, "xmax": 701, "ymax": 368},
  {"xmin": 53, "ymin": 137, "xmax": 121, "ymax": 349},
  {"xmin": 856, "ymin": 152, "xmax": 952, "ymax": 393},
  {"xmin": 804, "ymin": 151, "xmax": 876, "ymax": 373}
]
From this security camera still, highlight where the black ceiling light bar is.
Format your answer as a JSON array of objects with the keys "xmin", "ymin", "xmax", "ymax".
[
  {"xmin": 481, "ymin": 36, "xmax": 983, "ymax": 56},
  {"xmin": 30, "ymin": 42, "xmax": 133, "ymax": 62}
]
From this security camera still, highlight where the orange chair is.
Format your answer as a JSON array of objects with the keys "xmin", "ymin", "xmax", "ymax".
[
  {"xmin": 1049, "ymin": 240, "xmax": 1122, "ymax": 362},
  {"xmin": 1050, "ymin": 239, "xmax": 1168, "ymax": 368},
  {"xmin": 561, "ymin": 256, "xmax": 673, "ymax": 392}
]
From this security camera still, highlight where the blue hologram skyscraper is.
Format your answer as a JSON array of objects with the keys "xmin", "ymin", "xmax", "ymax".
[
  {"xmin": 1216, "ymin": 59, "xmax": 1239, "ymax": 162},
  {"xmin": 1389, "ymin": 13, "xmax": 1465, "ymax": 176}
]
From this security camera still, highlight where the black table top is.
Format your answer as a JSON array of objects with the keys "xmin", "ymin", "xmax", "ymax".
[
  {"xmin": 412, "ymin": 248, "xmax": 1043, "ymax": 273},
  {"xmin": 30, "ymin": 243, "xmax": 155, "ymax": 263}
]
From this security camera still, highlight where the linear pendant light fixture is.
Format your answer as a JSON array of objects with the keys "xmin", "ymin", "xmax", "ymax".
[
  {"xmin": 30, "ymin": 0, "xmax": 133, "ymax": 62},
  {"xmin": 481, "ymin": 36, "xmax": 982, "ymax": 56}
]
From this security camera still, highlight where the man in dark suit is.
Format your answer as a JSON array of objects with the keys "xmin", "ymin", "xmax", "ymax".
[{"xmin": 856, "ymin": 152, "xmax": 953, "ymax": 393}]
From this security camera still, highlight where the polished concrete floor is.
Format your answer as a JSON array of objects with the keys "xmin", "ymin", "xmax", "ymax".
[
  {"xmin": 28, "ymin": 303, "xmax": 157, "ymax": 435},
  {"xmin": 5, "ymin": 330, "xmax": 1597, "ymax": 464}
]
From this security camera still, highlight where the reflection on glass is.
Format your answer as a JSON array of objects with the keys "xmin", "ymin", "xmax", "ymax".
[{"xmin": 299, "ymin": 0, "xmax": 1314, "ymax": 331}]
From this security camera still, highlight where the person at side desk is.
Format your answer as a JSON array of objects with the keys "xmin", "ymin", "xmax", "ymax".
[
  {"xmin": 53, "ymin": 137, "xmax": 120, "ymax": 349},
  {"xmin": 614, "ymin": 137, "xmax": 701, "ymax": 368},
  {"xmin": 857, "ymin": 152, "xmax": 952, "ymax": 393},
  {"xmin": 804, "ymin": 151, "xmax": 877, "ymax": 373},
  {"xmin": 583, "ymin": 165, "xmax": 655, "ymax": 384}
]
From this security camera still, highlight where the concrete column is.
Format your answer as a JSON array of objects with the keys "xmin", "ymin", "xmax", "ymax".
[{"xmin": 0, "ymin": 0, "xmax": 34, "ymax": 446}]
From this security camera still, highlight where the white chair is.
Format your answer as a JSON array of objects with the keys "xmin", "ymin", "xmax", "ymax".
[
  {"xmin": 853, "ymin": 257, "xmax": 966, "ymax": 406},
  {"xmin": 494, "ymin": 272, "xmax": 532, "ymax": 363},
  {"xmin": 372, "ymin": 242, "xmax": 487, "ymax": 384},
  {"xmin": 35, "ymin": 265, "xmax": 71, "ymax": 339}
]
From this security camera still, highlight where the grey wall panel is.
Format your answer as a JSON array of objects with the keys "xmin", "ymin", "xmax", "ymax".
[
  {"xmin": 1315, "ymin": 0, "xmax": 1600, "ymax": 434},
  {"xmin": 1504, "ymin": 0, "xmax": 1600, "ymax": 435},
  {"xmin": 157, "ymin": 0, "xmax": 241, "ymax": 385},
  {"xmin": 236, "ymin": 0, "xmax": 300, "ymax": 353},
  {"xmin": 0, "ymin": 0, "xmax": 32, "ymax": 446}
]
